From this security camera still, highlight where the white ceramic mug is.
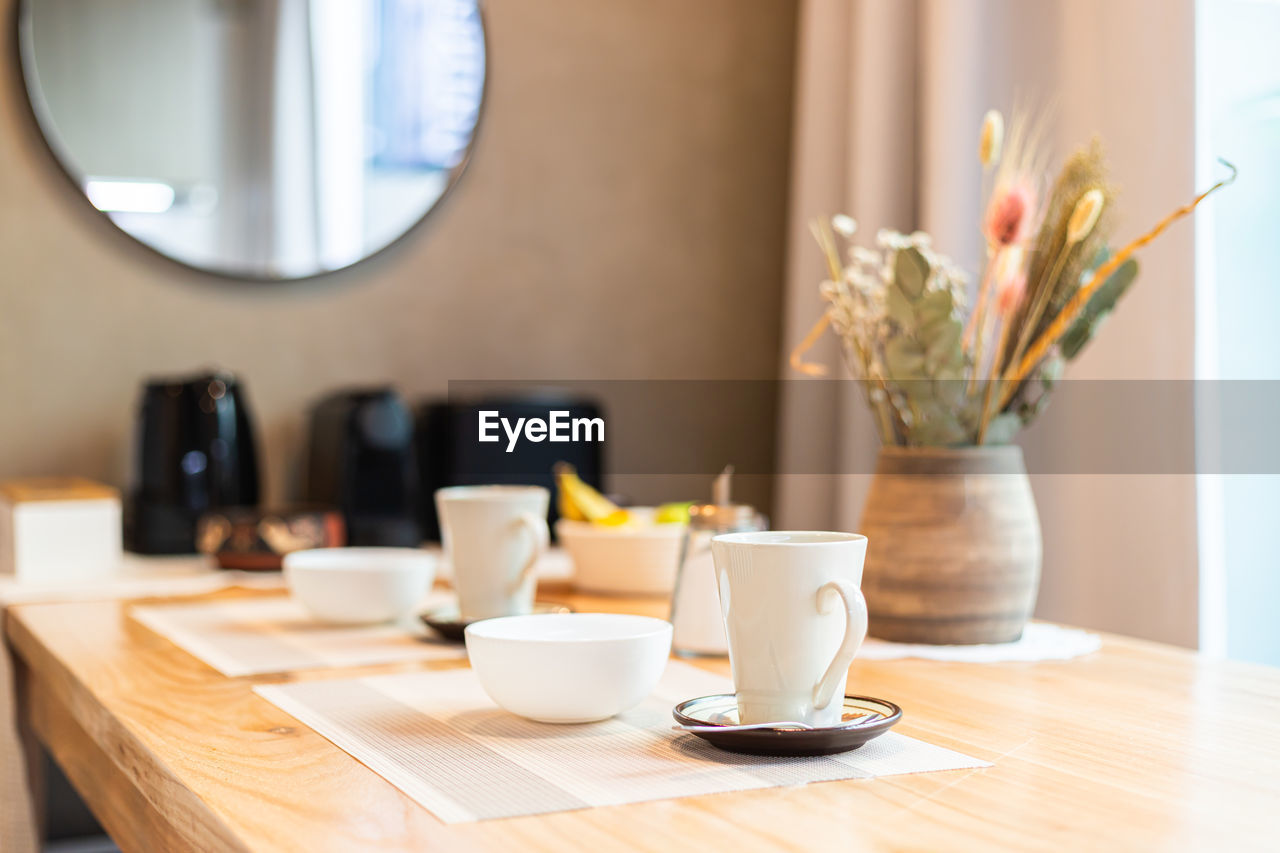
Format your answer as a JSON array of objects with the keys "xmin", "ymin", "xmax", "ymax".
[
  {"xmin": 436, "ymin": 485, "xmax": 550, "ymax": 621},
  {"xmin": 710, "ymin": 531, "xmax": 868, "ymax": 727}
]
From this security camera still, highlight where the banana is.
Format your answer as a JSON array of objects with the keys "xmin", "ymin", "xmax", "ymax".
[
  {"xmin": 554, "ymin": 463, "xmax": 628, "ymax": 526},
  {"xmin": 558, "ymin": 486, "xmax": 587, "ymax": 522}
]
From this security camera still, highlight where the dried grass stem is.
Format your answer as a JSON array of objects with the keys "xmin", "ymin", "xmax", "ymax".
[{"xmin": 996, "ymin": 161, "xmax": 1237, "ymax": 409}]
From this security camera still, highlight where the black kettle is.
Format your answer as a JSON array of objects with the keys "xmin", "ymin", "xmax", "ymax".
[{"xmin": 125, "ymin": 370, "xmax": 261, "ymax": 554}]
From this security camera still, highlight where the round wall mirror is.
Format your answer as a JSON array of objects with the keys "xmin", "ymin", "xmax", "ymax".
[{"xmin": 18, "ymin": 0, "xmax": 486, "ymax": 280}]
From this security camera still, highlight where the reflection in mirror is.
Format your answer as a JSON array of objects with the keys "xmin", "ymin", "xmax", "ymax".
[{"xmin": 19, "ymin": 0, "xmax": 485, "ymax": 280}]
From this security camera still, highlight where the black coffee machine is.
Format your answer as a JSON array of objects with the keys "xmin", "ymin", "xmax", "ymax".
[
  {"xmin": 305, "ymin": 388, "xmax": 422, "ymax": 547},
  {"xmin": 126, "ymin": 370, "xmax": 261, "ymax": 554}
]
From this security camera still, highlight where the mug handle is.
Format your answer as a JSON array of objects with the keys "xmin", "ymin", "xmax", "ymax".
[
  {"xmin": 511, "ymin": 511, "xmax": 550, "ymax": 592},
  {"xmin": 812, "ymin": 578, "xmax": 868, "ymax": 711}
]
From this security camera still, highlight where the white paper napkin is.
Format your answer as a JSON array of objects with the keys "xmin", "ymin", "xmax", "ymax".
[
  {"xmin": 256, "ymin": 662, "xmax": 988, "ymax": 824},
  {"xmin": 859, "ymin": 622, "xmax": 1101, "ymax": 662}
]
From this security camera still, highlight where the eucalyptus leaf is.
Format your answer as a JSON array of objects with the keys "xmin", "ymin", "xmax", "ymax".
[
  {"xmin": 933, "ymin": 365, "xmax": 966, "ymax": 385},
  {"xmin": 894, "ymin": 247, "xmax": 929, "ymax": 299},
  {"xmin": 916, "ymin": 290, "xmax": 954, "ymax": 327},
  {"xmin": 1061, "ymin": 258, "xmax": 1139, "ymax": 360},
  {"xmin": 933, "ymin": 373, "xmax": 969, "ymax": 403},
  {"xmin": 909, "ymin": 414, "xmax": 968, "ymax": 446},
  {"xmin": 924, "ymin": 319, "xmax": 963, "ymax": 363},
  {"xmin": 1016, "ymin": 394, "xmax": 1052, "ymax": 426},
  {"xmin": 1038, "ymin": 353, "xmax": 1065, "ymax": 385},
  {"xmin": 1085, "ymin": 259, "xmax": 1137, "ymax": 317},
  {"xmin": 884, "ymin": 338, "xmax": 926, "ymax": 378},
  {"xmin": 886, "ymin": 283, "xmax": 915, "ymax": 327},
  {"xmin": 982, "ymin": 412, "xmax": 1022, "ymax": 445},
  {"xmin": 876, "ymin": 243, "xmax": 984, "ymax": 446}
]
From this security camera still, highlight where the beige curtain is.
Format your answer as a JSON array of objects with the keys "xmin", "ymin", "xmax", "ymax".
[{"xmin": 776, "ymin": 0, "xmax": 1201, "ymax": 645}]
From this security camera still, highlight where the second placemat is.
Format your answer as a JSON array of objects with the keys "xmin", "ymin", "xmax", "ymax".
[{"xmin": 131, "ymin": 595, "xmax": 466, "ymax": 677}]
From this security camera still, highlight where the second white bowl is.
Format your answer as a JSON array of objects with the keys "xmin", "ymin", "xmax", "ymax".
[
  {"xmin": 465, "ymin": 613, "xmax": 672, "ymax": 723},
  {"xmin": 556, "ymin": 508, "xmax": 685, "ymax": 596},
  {"xmin": 283, "ymin": 547, "xmax": 435, "ymax": 624}
]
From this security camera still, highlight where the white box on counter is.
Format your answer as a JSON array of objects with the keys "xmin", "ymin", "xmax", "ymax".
[{"xmin": 0, "ymin": 477, "xmax": 122, "ymax": 582}]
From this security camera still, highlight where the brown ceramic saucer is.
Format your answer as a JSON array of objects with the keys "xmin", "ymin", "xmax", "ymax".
[
  {"xmin": 418, "ymin": 602, "xmax": 575, "ymax": 642},
  {"xmin": 672, "ymin": 694, "xmax": 902, "ymax": 757}
]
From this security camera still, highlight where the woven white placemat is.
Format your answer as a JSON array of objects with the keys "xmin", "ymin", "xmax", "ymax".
[
  {"xmin": 256, "ymin": 662, "xmax": 987, "ymax": 823},
  {"xmin": 131, "ymin": 594, "xmax": 465, "ymax": 677}
]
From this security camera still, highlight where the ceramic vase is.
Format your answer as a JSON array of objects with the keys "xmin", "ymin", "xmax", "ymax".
[{"xmin": 858, "ymin": 445, "xmax": 1041, "ymax": 644}]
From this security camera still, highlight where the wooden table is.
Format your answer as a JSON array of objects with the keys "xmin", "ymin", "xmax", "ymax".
[{"xmin": 6, "ymin": 587, "xmax": 1280, "ymax": 852}]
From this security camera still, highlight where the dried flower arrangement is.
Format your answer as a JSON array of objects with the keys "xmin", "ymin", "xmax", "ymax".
[{"xmin": 793, "ymin": 109, "xmax": 1235, "ymax": 446}]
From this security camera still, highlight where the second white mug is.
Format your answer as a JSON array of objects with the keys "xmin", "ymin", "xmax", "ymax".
[
  {"xmin": 436, "ymin": 485, "xmax": 550, "ymax": 621},
  {"xmin": 710, "ymin": 530, "xmax": 868, "ymax": 727}
]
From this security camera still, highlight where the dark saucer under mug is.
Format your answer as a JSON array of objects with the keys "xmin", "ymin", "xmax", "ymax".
[
  {"xmin": 673, "ymin": 694, "xmax": 903, "ymax": 756},
  {"xmin": 419, "ymin": 602, "xmax": 575, "ymax": 642}
]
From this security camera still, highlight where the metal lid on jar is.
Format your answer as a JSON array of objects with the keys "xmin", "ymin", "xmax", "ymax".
[
  {"xmin": 688, "ymin": 502, "xmax": 759, "ymax": 531},
  {"xmin": 687, "ymin": 466, "xmax": 759, "ymax": 531}
]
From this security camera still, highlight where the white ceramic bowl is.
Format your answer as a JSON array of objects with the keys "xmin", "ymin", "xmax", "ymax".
[
  {"xmin": 465, "ymin": 613, "xmax": 673, "ymax": 723},
  {"xmin": 556, "ymin": 508, "xmax": 685, "ymax": 596},
  {"xmin": 283, "ymin": 547, "xmax": 435, "ymax": 624}
]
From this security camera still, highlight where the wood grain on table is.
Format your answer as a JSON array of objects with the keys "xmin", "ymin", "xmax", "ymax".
[{"xmin": 6, "ymin": 588, "xmax": 1280, "ymax": 852}]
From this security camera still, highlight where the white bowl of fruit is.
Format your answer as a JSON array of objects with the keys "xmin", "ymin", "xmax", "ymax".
[{"xmin": 554, "ymin": 465, "xmax": 689, "ymax": 596}]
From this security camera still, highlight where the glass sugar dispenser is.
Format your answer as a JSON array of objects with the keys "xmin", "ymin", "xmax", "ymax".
[{"xmin": 669, "ymin": 466, "xmax": 766, "ymax": 657}]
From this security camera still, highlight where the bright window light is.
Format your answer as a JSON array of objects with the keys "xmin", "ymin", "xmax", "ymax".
[{"xmin": 84, "ymin": 179, "xmax": 175, "ymax": 213}]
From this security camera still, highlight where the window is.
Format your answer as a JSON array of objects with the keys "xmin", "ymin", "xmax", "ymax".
[{"xmin": 1195, "ymin": 0, "xmax": 1280, "ymax": 665}]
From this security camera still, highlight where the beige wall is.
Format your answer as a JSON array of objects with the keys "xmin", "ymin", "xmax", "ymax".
[{"xmin": 0, "ymin": 0, "xmax": 798, "ymax": 512}]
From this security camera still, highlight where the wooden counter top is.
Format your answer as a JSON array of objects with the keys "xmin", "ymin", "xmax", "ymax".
[{"xmin": 6, "ymin": 588, "xmax": 1280, "ymax": 851}]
